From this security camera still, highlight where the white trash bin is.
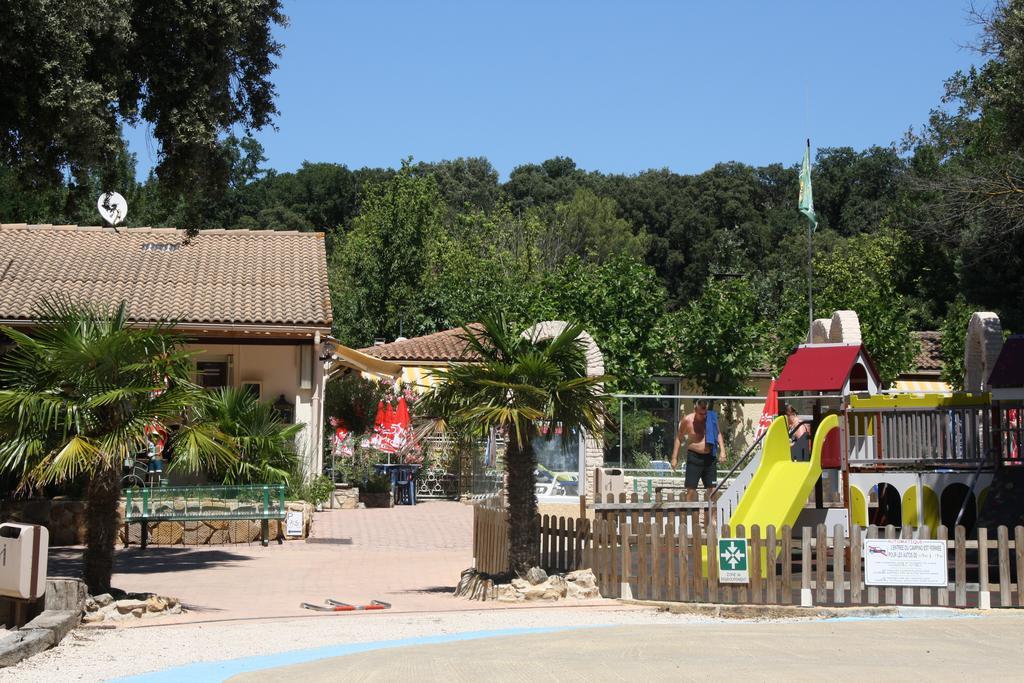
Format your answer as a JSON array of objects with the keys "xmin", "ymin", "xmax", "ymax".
[{"xmin": 0, "ymin": 523, "xmax": 49, "ymax": 600}]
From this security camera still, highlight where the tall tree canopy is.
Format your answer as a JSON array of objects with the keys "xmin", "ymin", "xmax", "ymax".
[{"xmin": 0, "ymin": 0, "xmax": 286, "ymax": 226}]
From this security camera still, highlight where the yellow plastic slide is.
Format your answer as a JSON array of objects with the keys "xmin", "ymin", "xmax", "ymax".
[{"xmin": 728, "ymin": 413, "xmax": 837, "ymax": 533}]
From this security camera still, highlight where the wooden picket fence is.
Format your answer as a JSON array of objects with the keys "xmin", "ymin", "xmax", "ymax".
[{"xmin": 472, "ymin": 498, "xmax": 1024, "ymax": 608}]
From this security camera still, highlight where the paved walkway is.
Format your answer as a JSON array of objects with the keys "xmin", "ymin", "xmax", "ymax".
[
  {"xmin": 47, "ymin": 501, "xmax": 500, "ymax": 622},
  {"xmin": 48, "ymin": 501, "xmax": 618, "ymax": 624}
]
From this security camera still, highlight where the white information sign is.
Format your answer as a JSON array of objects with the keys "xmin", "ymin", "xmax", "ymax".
[
  {"xmin": 285, "ymin": 510, "xmax": 304, "ymax": 537},
  {"xmin": 864, "ymin": 538, "xmax": 947, "ymax": 587},
  {"xmin": 718, "ymin": 538, "xmax": 749, "ymax": 584}
]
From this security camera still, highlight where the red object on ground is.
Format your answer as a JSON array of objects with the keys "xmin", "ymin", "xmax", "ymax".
[
  {"xmin": 776, "ymin": 345, "xmax": 878, "ymax": 392},
  {"xmin": 754, "ymin": 378, "xmax": 778, "ymax": 441}
]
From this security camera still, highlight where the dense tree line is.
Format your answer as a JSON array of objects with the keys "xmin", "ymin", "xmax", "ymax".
[{"xmin": 3, "ymin": 1, "xmax": 1023, "ymax": 391}]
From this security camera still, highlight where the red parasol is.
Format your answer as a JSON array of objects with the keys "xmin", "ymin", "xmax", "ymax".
[
  {"xmin": 395, "ymin": 397, "xmax": 410, "ymax": 429},
  {"xmin": 380, "ymin": 402, "xmax": 398, "ymax": 453},
  {"xmin": 754, "ymin": 378, "xmax": 778, "ymax": 441},
  {"xmin": 369, "ymin": 401, "xmax": 386, "ymax": 449}
]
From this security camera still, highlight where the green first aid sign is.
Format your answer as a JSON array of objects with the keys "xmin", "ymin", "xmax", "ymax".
[{"xmin": 718, "ymin": 538, "xmax": 749, "ymax": 584}]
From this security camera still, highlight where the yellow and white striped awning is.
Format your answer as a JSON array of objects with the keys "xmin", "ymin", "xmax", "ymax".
[
  {"xmin": 360, "ymin": 365, "xmax": 442, "ymax": 392},
  {"xmin": 892, "ymin": 379, "xmax": 952, "ymax": 393}
]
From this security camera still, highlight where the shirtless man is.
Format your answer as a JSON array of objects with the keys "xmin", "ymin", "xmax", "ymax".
[{"xmin": 670, "ymin": 399, "xmax": 727, "ymax": 501}]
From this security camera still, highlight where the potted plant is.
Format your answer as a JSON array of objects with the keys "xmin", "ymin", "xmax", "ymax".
[{"xmin": 359, "ymin": 474, "xmax": 393, "ymax": 508}]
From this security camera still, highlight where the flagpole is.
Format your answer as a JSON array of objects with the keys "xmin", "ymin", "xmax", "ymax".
[{"xmin": 805, "ymin": 138, "xmax": 813, "ymax": 344}]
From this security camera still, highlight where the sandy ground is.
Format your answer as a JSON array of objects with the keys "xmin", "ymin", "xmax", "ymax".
[
  {"xmin": 232, "ymin": 611, "xmax": 1024, "ymax": 683},
  {"xmin": 0, "ymin": 605, "xmax": 693, "ymax": 682}
]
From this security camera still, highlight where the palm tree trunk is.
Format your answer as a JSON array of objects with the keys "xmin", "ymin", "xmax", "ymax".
[
  {"xmin": 505, "ymin": 436, "xmax": 539, "ymax": 576},
  {"xmin": 83, "ymin": 464, "xmax": 122, "ymax": 594}
]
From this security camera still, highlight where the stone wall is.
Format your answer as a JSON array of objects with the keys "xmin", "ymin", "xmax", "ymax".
[
  {"xmin": 0, "ymin": 499, "xmax": 87, "ymax": 546},
  {"xmin": 332, "ymin": 484, "xmax": 359, "ymax": 509},
  {"xmin": 117, "ymin": 500, "xmax": 314, "ymax": 546}
]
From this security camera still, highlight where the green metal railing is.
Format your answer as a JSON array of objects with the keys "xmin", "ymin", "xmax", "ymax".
[{"xmin": 123, "ymin": 484, "xmax": 287, "ymax": 522}]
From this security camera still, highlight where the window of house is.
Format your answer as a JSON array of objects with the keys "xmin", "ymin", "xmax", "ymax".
[{"xmin": 197, "ymin": 361, "xmax": 229, "ymax": 390}]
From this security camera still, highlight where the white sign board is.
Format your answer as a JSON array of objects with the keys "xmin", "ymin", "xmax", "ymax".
[
  {"xmin": 718, "ymin": 538, "xmax": 749, "ymax": 584},
  {"xmin": 864, "ymin": 539, "xmax": 947, "ymax": 587},
  {"xmin": 285, "ymin": 511, "xmax": 304, "ymax": 537}
]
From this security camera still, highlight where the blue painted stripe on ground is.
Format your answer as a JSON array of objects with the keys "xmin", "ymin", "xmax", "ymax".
[{"xmin": 112, "ymin": 626, "xmax": 581, "ymax": 683}]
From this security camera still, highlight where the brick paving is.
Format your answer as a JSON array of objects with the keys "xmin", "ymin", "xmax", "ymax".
[{"xmin": 50, "ymin": 501, "xmax": 488, "ymax": 623}]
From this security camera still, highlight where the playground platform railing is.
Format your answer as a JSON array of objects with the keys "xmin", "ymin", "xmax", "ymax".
[{"xmin": 845, "ymin": 395, "xmax": 992, "ymax": 468}]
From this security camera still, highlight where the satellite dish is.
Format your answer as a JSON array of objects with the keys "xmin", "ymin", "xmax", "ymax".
[{"xmin": 97, "ymin": 191, "xmax": 128, "ymax": 226}]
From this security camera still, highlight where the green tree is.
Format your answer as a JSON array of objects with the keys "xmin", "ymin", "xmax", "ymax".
[
  {"xmin": 419, "ymin": 317, "xmax": 608, "ymax": 575},
  {"xmin": 0, "ymin": 299, "xmax": 234, "ymax": 593},
  {"xmin": 939, "ymin": 297, "xmax": 975, "ymax": 391},
  {"xmin": 657, "ymin": 277, "xmax": 765, "ymax": 395},
  {"xmin": 540, "ymin": 189, "xmax": 649, "ymax": 268},
  {"xmin": 421, "ymin": 206, "xmax": 550, "ymax": 331},
  {"xmin": 907, "ymin": 0, "xmax": 1024, "ymax": 328},
  {"xmin": 0, "ymin": 0, "xmax": 286, "ymax": 228},
  {"xmin": 544, "ymin": 256, "xmax": 667, "ymax": 391},
  {"xmin": 812, "ymin": 231, "xmax": 918, "ymax": 385},
  {"xmin": 329, "ymin": 160, "xmax": 447, "ymax": 345}
]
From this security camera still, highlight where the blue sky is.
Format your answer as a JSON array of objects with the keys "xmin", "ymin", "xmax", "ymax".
[{"xmin": 127, "ymin": 1, "xmax": 991, "ymax": 180}]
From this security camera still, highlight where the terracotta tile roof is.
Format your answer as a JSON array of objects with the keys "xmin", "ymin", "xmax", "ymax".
[
  {"xmin": 0, "ymin": 224, "xmax": 331, "ymax": 328},
  {"xmin": 360, "ymin": 324, "xmax": 483, "ymax": 362},
  {"xmin": 912, "ymin": 331, "xmax": 943, "ymax": 374}
]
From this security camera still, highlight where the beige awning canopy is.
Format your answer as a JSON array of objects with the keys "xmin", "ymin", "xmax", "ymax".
[{"xmin": 324, "ymin": 338, "xmax": 402, "ymax": 378}]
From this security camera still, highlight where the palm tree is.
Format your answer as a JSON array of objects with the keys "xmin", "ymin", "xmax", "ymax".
[
  {"xmin": 419, "ymin": 316, "xmax": 608, "ymax": 576},
  {"xmin": 0, "ymin": 298, "xmax": 234, "ymax": 593},
  {"xmin": 192, "ymin": 387, "xmax": 302, "ymax": 484}
]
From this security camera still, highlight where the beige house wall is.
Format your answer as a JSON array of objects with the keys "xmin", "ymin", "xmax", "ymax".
[{"xmin": 188, "ymin": 342, "xmax": 325, "ymax": 478}]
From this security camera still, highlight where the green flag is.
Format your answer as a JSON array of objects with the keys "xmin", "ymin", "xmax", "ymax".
[{"xmin": 798, "ymin": 139, "xmax": 817, "ymax": 230}]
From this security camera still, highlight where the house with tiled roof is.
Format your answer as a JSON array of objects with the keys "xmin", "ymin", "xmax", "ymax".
[
  {"xmin": 0, "ymin": 223, "xmax": 334, "ymax": 476},
  {"xmin": 359, "ymin": 324, "xmax": 483, "ymax": 389},
  {"xmin": 893, "ymin": 331, "xmax": 950, "ymax": 392}
]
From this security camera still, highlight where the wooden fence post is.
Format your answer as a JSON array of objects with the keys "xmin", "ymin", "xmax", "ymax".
[
  {"xmin": 978, "ymin": 526, "xmax": 991, "ymax": 610},
  {"xmin": 781, "ymin": 526, "xmax": 793, "ymax": 605},
  {"xmin": 850, "ymin": 526, "xmax": 862, "ymax": 605},
  {"xmin": 816, "ymin": 524, "xmax": 827, "ymax": 605},
  {"xmin": 801, "ymin": 526, "xmax": 812, "ymax": 607},
  {"xmin": 766, "ymin": 525, "xmax": 777, "ymax": 605},
  {"xmin": 833, "ymin": 523, "xmax": 846, "ymax": 605},
  {"xmin": 678, "ymin": 519, "xmax": 689, "ymax": 602},
  {"xmin": 998, "ymin": 525, "xmax": 1011, "ymax": 608},
  {"xmin": 955, "ymin": 525, "xmax": 967, "ymax": 607},
  {"xmin": 707, "ymin": 521, "xmax": 719, "ymax": 603},
  {"xmin": 751, "ymin": 525, "xmax": 763, "ymax": 605},
  {"xmin": 1015, "ymin": 526, "xmax": 1024, "ymax": 608}
]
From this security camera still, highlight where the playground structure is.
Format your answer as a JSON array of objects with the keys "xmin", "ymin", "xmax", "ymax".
[
  {"xmin": 472, "ymin": 310, "xmax": 1024, "ymax": 607},
  {"xmin": 709, "ymin": 310, "xmax": 1021, "ymax": 540},
  {"xmin": 588, "ymin": 308, "xmax": 1023, "ymax": 544}
]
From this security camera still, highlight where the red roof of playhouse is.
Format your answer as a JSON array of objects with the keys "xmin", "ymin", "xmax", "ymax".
[
  {"xmin": 989, "ymin": 336, "xmax": 1024, "ymax": 389},
  {"xmin": 776, "ymin": 344, "xmax": 879, "ymax": 392}
]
